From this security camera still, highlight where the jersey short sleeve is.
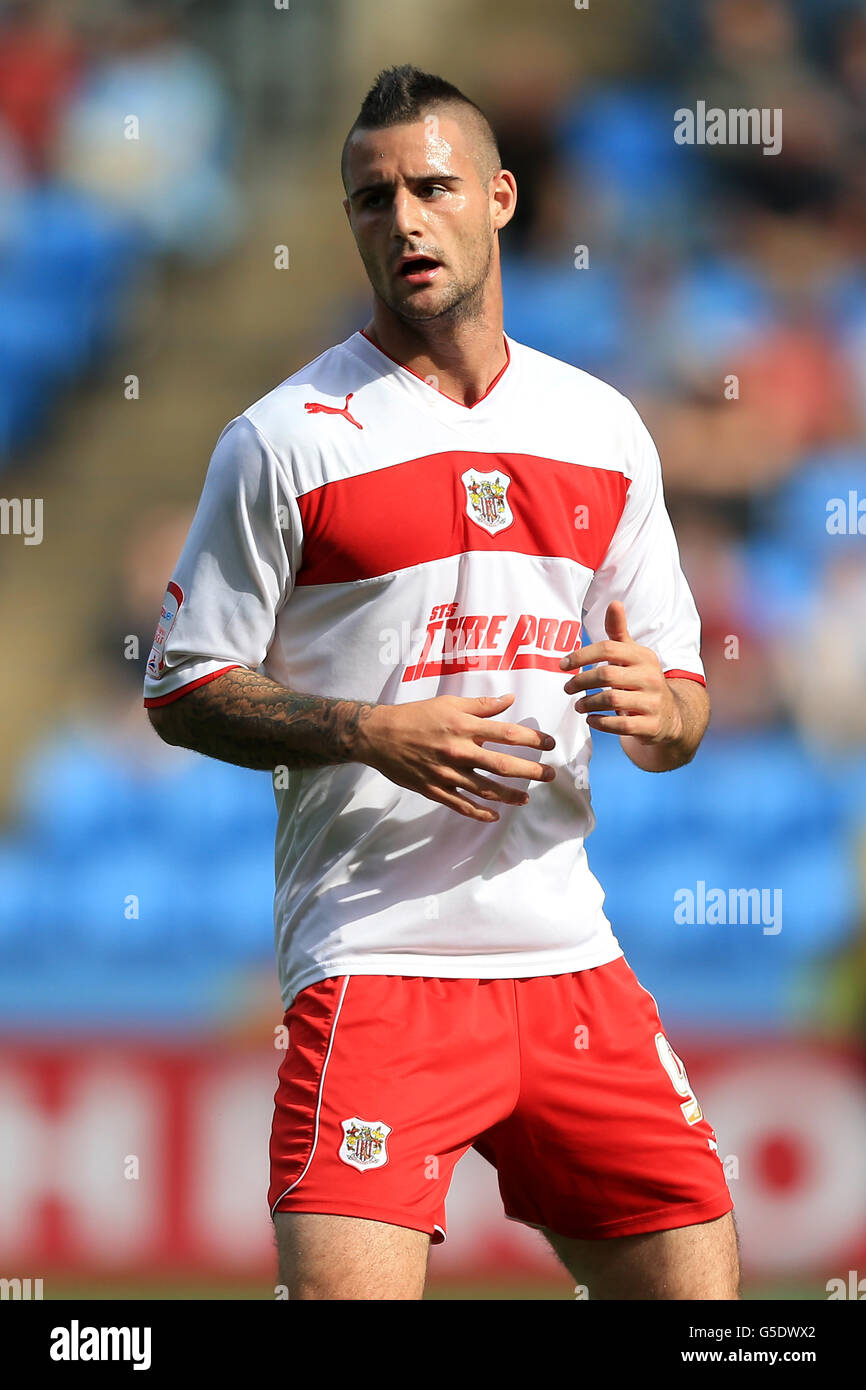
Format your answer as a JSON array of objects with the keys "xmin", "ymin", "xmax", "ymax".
[
  {"xmin": 581, "ymin": 402, "xmax": 705, "ymax": 684},
  {"xmin": 143, "ymin": 415, "xmax": 299, "ymax": 708}
]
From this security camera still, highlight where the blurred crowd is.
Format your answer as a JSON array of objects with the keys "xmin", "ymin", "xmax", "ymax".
[
  {"xmin": 0, "ymin": 0, "xmax": 238, "ymax": 454},
  {"xmin": 1, "ymin": 0, "xmax": 864, "ymax": 1040},
  {"xmin": 480, "ymin": 0, "xmax": 866, "ymax": 753}
]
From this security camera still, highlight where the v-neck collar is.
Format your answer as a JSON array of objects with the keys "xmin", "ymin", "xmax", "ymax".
[{"xmin": 349, "ymin": 328, "xmax": 515, "ymax": 422}]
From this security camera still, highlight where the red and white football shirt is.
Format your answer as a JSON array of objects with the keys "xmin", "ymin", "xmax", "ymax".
[{"xmin": 143, "ymin": 330, "xmax": 705, "ymax": 1008}]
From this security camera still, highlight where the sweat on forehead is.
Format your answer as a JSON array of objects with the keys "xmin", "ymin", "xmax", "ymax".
[{"xmin": 341, "ymin": 104, "xmax": 500, "ymax": 189}]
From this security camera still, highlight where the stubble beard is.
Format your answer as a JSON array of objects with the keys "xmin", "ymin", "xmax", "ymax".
[{"xmin": 374, "ymin": 235, "xmax": 495, "ymax": 328}]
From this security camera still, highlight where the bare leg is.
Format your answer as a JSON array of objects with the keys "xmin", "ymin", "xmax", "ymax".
[
  {"xmin": 274, "ymin": 1211, "xmax": 431, "ymax": 1300},
  {"xmin": 544, "ymin": 1212, "xmax": 740, "ymax": 1300}
]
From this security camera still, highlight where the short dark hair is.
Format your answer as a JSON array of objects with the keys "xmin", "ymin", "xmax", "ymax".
[{"xmin": 341, "ymin": 64, "xmax": 501, "ymax": 189}]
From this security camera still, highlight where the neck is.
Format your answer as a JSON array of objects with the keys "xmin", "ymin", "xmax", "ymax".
[{"xmin": 363, "ymin": 263, "xmax": 507, "ymax": 408}]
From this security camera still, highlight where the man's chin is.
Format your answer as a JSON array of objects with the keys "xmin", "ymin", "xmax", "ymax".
[{"xmin": 388, "ymin": 286, "xmax": 464, "ymax": 323}]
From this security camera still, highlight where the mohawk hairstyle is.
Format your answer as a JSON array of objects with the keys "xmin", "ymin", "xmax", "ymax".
[{"xmin": 341, "ymin": 64, "xmax": 501, "ymax": 189}]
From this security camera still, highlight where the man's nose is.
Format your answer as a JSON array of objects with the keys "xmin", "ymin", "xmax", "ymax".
[{"xmin": 390, "ymin": 188, "xmax": 424, "ymax": 240}]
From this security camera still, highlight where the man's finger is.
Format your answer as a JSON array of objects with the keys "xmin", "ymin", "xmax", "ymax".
[
  {"xmin": 585, "ymin": 713, "xmax": 656, "ymax": 736},
  {"xmin": 449, "ymin": 770, "xmax": 531, "ymax": 806},
  {"xmin": 576, "ymin": 690, "xmax": 653, "ymax": 716},
  {"xmin": 458, "ymin": 692, "xmax": 516, "ymax": 713},
  {"xmin": 604, "ymin": 600, "xmax": 632, "ymax": 644},
  {"xmin": 427, "ymin": 785, "xmax": 501, "ymax": 822},
  {"xmin": 558, "ymin": 639, "xmax": 639, "ymax": 672},
  {"xmin": 469, "ymin": 751, "xmax": 556, "ymax": 783},
  {"xmin": 471, "ymin": 719, "xmax": 556, "ymax": 750},
  {"xmin": 564, "ymin": 665, "xmax": 651, "ymax": 696}
]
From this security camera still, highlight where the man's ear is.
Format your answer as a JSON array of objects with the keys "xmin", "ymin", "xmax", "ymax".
[{"xmin": 491, "ymin": 169, "xmax": 517, "ymax": 232}]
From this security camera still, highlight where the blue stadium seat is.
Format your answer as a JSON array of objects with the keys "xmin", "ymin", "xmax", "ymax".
[
  {"xmin": 763, "ymin": 448, "xmax": 866, "ymax": 560},
  {"xmin": 150, "ymin": 754, "xmax": 276, "ymax": 848},
  {"xmin": 502, "ymin": 255, "xmax": 625, "ymax": 374},
  {"xmin": 193, "ymin": 844, "xmax": 276, "ymax": 959},
  {"xmin": 586, "ymin": 729, "xmax": 858, "ymax": 1026},
  {"xmin": 663, "ymin": 259, "xmax": 774, "ymax": 362},
  {"xmin": 17, "ymin": 731, "xmax": 275, "ymax": 856},
  {"xmin": 0, "ymin": 840, "xmax": 58, "ymax": 948},
  {"xmin": 831, "ymin": 754, "xmax": 866, "ymax": 822},
  {"xmin": 0, "ymin": 284, "xmax": 95, "ymax": 380},
  {"xmin": 741, "ymin": 536, "xmax": 821, "ymax": 630},
  {"xmin": 0, "ymin": 185, "xmax": 145, "ymax": 456},
  {"xmin": 554, "ymin": 86, "xmax": 706, "ymax": 249},
  {"xmin": 0, "ymin": 347, "xmax": 49, "ymax": 454},
  {"xmin": 556, "ymin": 86, "xmax": 702, "ymax": 198},
  {"xmin": 0, "ymin": 185, "xmax": 142, "ymax": 298},
  {"xmin": 67, "ymin": 845, "xmax": 202, "ymax": 960},
  {"xmin": 17, "ymin": 734, "xmax": 140, "ymax": 855}
]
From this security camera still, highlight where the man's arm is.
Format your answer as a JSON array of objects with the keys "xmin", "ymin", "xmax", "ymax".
[
  {"xmin": 148, "ymin": 667, "xmax": 557, "ymax": 822},
  {"xmin": 148, "ymin": 666, "xmax": 379, "ymax": 771},
  {"xmin": 560, "ymin": 600, "xmax": 710, "ymax": 773},
  {"xmin": 618, "ymin": 677, "xmax": 709, "ymax": 773}
]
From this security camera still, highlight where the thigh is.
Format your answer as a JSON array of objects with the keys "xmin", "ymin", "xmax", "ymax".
[
  {"xmin": 268, "ymin": 975, "xmax": 517, "ymax": 1280},
  {"xmin": 275, "ymin": 1211, "xmax": 430, "ymax": 1300},
  {"xmin": 544, "ymin": 1211, "xmax": 740, "ymax": 1300},
  {"xmin": 475, "ymin": 959, "xmax": 734, "ymax": 1243}
]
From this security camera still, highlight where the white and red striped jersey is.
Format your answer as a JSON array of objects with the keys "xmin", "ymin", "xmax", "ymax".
[{"xmin": 144, "ymin": 330, "xmax": 705, "ymax": 1008}]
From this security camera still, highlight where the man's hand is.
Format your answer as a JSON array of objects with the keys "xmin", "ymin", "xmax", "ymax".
[
  {"xmin": 559, "ymin": 601, "xmax": 709, "ymax": 771},
  {"xmin": 147, "ymin": 669, "xmax": 557, "ymax": 806},
  {"xmin": 355, "ymin": 692, "xmax": 556, "ymax": 823}
]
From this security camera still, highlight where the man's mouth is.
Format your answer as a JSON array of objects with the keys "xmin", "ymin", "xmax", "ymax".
[{"xmin": 397, "ymin": 254, "xmax": 442, "ymax": 285}]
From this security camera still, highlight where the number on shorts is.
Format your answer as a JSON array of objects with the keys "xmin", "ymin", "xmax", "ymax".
[{"xmin": 654, "ymin": 1032, "xmax": 703, "ymax": 1125}]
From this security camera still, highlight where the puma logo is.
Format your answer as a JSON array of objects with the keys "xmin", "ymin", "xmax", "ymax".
[{"xmin": 304, "ymin": 392, "xmax": 363, "ymax": 430}]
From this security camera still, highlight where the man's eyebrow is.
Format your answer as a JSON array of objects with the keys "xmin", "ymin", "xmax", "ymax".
[{"xmin": 348, "ymin": 173, "xmax": 464, "ymax": 201}]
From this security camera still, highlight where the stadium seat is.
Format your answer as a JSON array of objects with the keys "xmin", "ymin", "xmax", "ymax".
[
  {"xmin": 193, "ymin": 845, "xmax": 277, "ymax": 959},
  {"xmin": 763, "ymin": 448, "xmax": 866, "ymax": 560},
  {"xmin": 662, "ymin": 259, "xmax": 774, "ymax": 363},
  {"xmin": 0, "ymin": 185, "xmax": 145, "ymax": 457},
  {"xmin": 554, "ymin": 86, "xmax": 706, "ymax": 249},
  {"xmin": 0, "ymin": 346, "xmax": 48, "ymax": 453},
  {"xmin": 501, "ymin": 255, "xmax": 625, "ymax": 375},
  {"xmin": 0, "ymin": 839, "xmax": 59, "ymax": 949},
  {"xmin": 586, "ymin": 729, "xmax": 857, "ymax": 1026},
  {"xmin": 67, "ymin": 844, "xmax": 202, "ymax": 960}
]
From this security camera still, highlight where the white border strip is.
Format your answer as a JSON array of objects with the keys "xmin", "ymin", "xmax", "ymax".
[{"xmin": 270, "ymin": 975, "xmax": 351, "ymax": 1218}]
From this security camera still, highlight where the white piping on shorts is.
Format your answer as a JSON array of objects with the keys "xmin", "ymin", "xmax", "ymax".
[
  {"xmin": 623, "ymin": 954, "xmax": 663, "ymax": 1025},
  {"xmin": 270, "ymin": 975, "xmax": 351, "ymax": 1218}
]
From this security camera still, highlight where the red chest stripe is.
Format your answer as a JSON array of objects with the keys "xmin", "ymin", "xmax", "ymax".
[{"xmin": 294, "ymin": 452, "xmax": 629, "ymax": 585}]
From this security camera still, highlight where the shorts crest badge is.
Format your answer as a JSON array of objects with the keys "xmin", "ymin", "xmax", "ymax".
[
  {"xmin": 461, "ymin": 467, "xmax": 514, "ymax": 536},
  {"xmin": 339, "ymin": 1118, "xmax": 391, "ymax": 1172}
]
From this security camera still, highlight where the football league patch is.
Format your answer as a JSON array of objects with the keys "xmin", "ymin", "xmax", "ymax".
[{"xmin": 146, "ymin": 581, "xmax": 184, "ymax": 679}]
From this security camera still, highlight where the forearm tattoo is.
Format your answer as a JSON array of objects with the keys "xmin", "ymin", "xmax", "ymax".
[{"xmin": 148, "ymin": 667, "xmax": 379, "ymax": 772}]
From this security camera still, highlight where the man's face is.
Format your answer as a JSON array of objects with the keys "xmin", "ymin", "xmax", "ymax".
[{"xmin": 342, "ymin": 111, "xmax": 503, "ymax": 323}]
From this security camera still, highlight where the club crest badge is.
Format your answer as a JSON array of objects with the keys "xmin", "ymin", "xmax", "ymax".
[
  {"xmin": 146, "ymin": 581, "xmax": 184, "ymax": 678},
  {"xmin": 461, "ymin": 467, "xmax": 514, "ymax": 535},
  {"xmin": 339, "ymin": 1118, "xmax": 392, "ymax": 1172}
]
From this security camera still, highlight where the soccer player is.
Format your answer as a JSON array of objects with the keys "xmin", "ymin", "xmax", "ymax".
[{"xmin": 145, "ymin": 65, "xmax": 737, "ymax": 1301}]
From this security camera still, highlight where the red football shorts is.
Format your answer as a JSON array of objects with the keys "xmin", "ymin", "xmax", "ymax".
[{"xmin": 268, "ymin": 958, "xmax": 733, "ymax": 1242}]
